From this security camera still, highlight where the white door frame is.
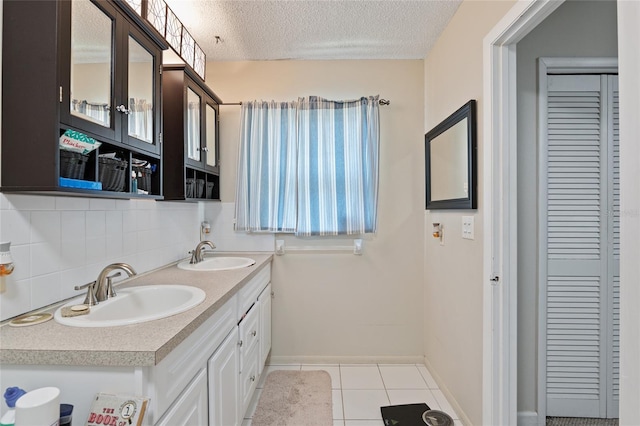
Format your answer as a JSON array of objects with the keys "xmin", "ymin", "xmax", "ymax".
[
  {"xmin": 537, "ymin": 58, "xmax": 618, "ymax": 424},
  {"xmin": 481, "ymin": 1, "xmax": 564, "ymax": 425}
]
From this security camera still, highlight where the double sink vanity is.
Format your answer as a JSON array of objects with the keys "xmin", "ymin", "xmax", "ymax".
[{"xmin": 0, "ymin": 252, "xmax": 273, "ymax": 426}]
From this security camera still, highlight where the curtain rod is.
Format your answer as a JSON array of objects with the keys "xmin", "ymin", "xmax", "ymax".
[{"xmin": 220, "ymin": 98, "xmax": 390, "ymax": 106}]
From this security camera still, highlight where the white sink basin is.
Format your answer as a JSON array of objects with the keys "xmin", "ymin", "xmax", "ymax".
[
  {"xmin": 54, "ymin": 285, "xmax": 205, "ymax": 327},
  {"xmin": 177, "ymin": 256, "xmax": 255, "ymax": 272}
]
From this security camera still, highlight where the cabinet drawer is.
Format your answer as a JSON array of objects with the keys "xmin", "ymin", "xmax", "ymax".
[
  {"xmin": 239, "ymin": 303, "xmax": 260, "ymax": 368},
  {"xmin": 155, "ymin": 368, "xmax": 208, "ymax": 426},
  {"xmin": 237, "ymin": 264, "xmax": 271, "ymax": 318},
  {"xmin": 150, "ymin": 295, "xmax": 237, "ymax": 421},
  {"xmin": 240, "ymin": 341, "xmax": 260, "ymax": 418}
]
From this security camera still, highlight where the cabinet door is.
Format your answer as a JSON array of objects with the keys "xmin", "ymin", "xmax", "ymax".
[
  {"xmin": 208, "ymin": 329, "xmax": 240, "ymax": 426},
  {"xmin": 63, "ymin": 0, "xmax": 118, "ymax": 141},
  {"xmin": 186, "ymin": 86, "xmax": 203, "ymax": 167},
  {"xmin": 122, "ymin": 25, "xmax": 162, "ymax": 154},
  {"xmin": 156, "ymin": 368, "xmax": 208, "ymax": 426},
  {"xmin": 258, "ymin": 283, "xmax": 272, "ymax": 375},
  {"xmin": 204, "ymin": 102, "xmax": 219, "ymax": 171}
]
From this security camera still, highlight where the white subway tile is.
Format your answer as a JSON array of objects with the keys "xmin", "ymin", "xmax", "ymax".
[
  {"xmin": 85, "ymin": 236, "xmax": 107, "ymax": 264},
  {"xmin": 30, "ymin": 211, "xmax": 61, "ymax": 244},
  {"xmin": 31, "ymin": 273, "xmax": 61, "ymax": 308},
  {"xmin": 56, "ymin": 197, "xmax": 90, "ymax": 211},
  {"xmin": 9, "ymin": 244, "xmax": 31, "ymax": 281},
  {"xmin": 86, "ymin": 211, "xmax": 106, "ymax": 238},
  {"xmin": 60, "ymin": 239, "xmax": 86, "ymax": 270},
  {"xmin": 61, "ymin": 211, "xmax": 86, "ymax": 241},
  {"xmin": 5, "ymin": 194, "xmax": 56, "ymax": 210},
  {"xmin": 0, "ymin": 278, "xmax": 32, "ymax": 321},
  {"xmin": 89, "ymin": 198, "xmax": 117, "ymax": 210},
  {"xmin": 0, "ymin": 210, "xmax": 31, "ymax": 245},
  {"xmin": 31, "ymin": 242, "xmax": 61, "ymax": 276}
]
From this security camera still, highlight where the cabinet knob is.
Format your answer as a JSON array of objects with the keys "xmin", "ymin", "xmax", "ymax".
[
  {"xmin": 238, "ymin": 340, "xmax": 243, "ymax": 347},
  {"xmin": 201, "ymin": 147, "xmax": 209, "ymax": 152},
  {"xmin": 116, "ymin": 104, "xmax": 131, "ymax": 115},
  {"xmin": 252, "ymin": 330, "xmax": 257, "ymax": 337},
  {"xmin": 250, "ymin": 375, "xmax": 256, "ymax": 382}
]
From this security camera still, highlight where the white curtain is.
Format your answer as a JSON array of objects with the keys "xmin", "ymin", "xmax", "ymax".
[
  {"xmin": 128, "ymin": 98, "xmax": 153, "ymax": 143},
  {"xmin": 235, "ymin": 101, "xmax": 298, "ymax": 232},
  {"xmin": 296, "ymin": 96, "xmax": 379, "ymax": 235},
  {"xmin": 235, "ymin": 96, "xmax": 380, "ymax": 236}
]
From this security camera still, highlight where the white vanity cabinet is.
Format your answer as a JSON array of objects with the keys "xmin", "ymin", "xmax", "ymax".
[
  {"xmin": 0, "ymin": 260, "xmax": 272, "ymax": 426},
  {"xmin": 208, "ymin": 264, "xmax": 272, "ymax": 425},
  {"xmin": 155, "ymin": 369, "xmax": 208, "ymax": 426},
  {"xmin": 208, "ymin": 329, "xmax": 240, "ymax": 426}
]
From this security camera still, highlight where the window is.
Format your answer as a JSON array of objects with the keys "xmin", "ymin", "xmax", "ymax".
[{"xmin": 235, "ymin": 96, "xmax": 380, "ymax": 236}]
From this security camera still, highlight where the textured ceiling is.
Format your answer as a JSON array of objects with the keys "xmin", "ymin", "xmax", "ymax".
[{"xmin": 163, "ymin": 0, "xmax": 463, "ymax": 61}]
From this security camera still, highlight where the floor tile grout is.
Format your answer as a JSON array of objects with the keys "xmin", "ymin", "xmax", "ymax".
[{"xmin": 244, "ymin": 362, "xmax": 458, "ymax": 424}]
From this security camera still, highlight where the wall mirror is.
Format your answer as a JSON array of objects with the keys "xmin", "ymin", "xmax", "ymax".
[{"xmin": 425, "ymin": 100, "xmax": 477, "ymax": 209}]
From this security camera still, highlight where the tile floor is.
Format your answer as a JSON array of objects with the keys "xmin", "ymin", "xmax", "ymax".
[{"xmin": 242, "ymin": 363, "xmax": 463, "ymax": 426}]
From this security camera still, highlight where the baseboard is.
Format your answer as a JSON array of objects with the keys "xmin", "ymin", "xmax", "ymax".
[
  {"xmin": 518, "ymin": 411, "xmax": 539, "ymax": 426},
  {"xmin": 423, "ymin": 356, "xmax": 472, "ymax": 426},
  {"xmin": 268, "ymin": 355, "xmax": 425, "ymax": 365}
]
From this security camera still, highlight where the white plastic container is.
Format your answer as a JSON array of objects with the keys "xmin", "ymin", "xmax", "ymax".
[{"xmin": 14, "ymin": 387, "xmax": 60, "ymax": 426}]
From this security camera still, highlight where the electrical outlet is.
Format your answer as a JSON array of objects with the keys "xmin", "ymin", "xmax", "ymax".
[{"xmin": 462, "ymin": 216, "xmax": 474, "ymax": 240}]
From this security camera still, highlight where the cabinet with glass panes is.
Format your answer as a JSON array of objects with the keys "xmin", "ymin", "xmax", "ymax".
[
  {"xmin": 162, "ymin": 65, "xmax": 220, "ymax": 201},
  {"xmin": 1, "ymin": 0, "xmax": 166, "ymax": 198}
]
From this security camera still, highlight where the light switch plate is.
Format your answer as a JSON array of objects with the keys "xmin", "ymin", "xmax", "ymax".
[{"xmin": 462, "ymin": 216, "xmax": 474, "ymax": 240}]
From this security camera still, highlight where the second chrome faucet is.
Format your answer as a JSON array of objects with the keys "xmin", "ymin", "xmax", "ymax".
[{"xmin": 189, "ymin": 240, "xmax": 216, "ymax": 264}]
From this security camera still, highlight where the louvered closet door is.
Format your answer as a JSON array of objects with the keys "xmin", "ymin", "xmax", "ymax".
[{"xmin": 544, "ymin": 74, "xmax": 619, "ymax": 418}]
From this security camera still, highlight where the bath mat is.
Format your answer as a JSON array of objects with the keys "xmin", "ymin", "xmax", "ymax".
[{"xmin": 251, "ymin": 370, "xmax": 332, "ymax": 426}]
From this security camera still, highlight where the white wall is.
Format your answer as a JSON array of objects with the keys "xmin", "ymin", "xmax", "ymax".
[
  {"xmin": 515, "ymin": 0, "xmax": 618, "ymax": 418},
  {"xmin": 423, "ymin": 1, "xmax": 516, "ymax": 425},
  {"xmin": 207, "ymin": 60, "xmax": 426, "ymax": 363}
]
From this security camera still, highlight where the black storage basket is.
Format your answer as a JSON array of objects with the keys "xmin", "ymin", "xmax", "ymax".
[
  {"xmin": 59, "ymin": 150, "xmax": 89, "ymax": 179},
  {"xmin": 206, "ymin": 182, "xmax": 215, "ymax": 199},
  {"xmin": 98, "ymin": 157, "xmax": 128, "ymax": 192},
  {"xmin": 196, "ymin": 179, "xmax": 205, "ymax": 198},
  {"xmin": 133, "ymin": 165, "xmax": 152, "ymax": 192},
  {"xmin": 185, "ymin": 178, "xmax": 195, "ymax": 198}
]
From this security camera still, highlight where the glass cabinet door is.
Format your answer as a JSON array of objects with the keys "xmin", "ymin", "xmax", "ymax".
[
  {"xmin": 127, "ymin": 35, "xmax": 154, "ymax": 144},
  {"xmin": 187, "ymin": 88, "xmax": 202, "ymax": 162},
  {"xmin": 69, "ymin": 0, "xmax": 114, "ymax": 131},
  {"xmin": 205, "ymin": 103, "xmax": 217, "ymax": 168}
]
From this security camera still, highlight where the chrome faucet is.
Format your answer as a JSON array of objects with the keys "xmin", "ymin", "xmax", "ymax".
[
  {"xmin": 94, "ymin": 263, "xmax": 137, "ymax": 302},
  {"xmin": 189, "ymin": 241, "xmax": 216, "ymax": 264}
]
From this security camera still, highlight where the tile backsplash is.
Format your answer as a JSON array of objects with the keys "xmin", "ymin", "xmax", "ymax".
[{"xmin": 0, "ymin": 195, "xmax": 275, "ymax": 321}]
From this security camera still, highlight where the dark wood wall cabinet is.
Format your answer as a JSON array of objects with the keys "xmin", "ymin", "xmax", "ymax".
[
  {"xmin": 162, "ymin": 65, "xmax": 221, "ymax": 201},
  {"xmin": 2, "ymin": 0, "xmax": 167, "ymax": 198}
]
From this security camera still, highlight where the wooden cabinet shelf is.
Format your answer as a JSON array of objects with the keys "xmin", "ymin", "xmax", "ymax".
[
  {"xmin": 162, "ymin": 65, "xmax": 221, "ymax": 201},
  {"xmin": 1, "ymin": 0, "xmax": 166, "ymax": 199}
]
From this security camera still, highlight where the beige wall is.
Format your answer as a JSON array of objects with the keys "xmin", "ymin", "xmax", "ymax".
[
  {"xmin": 423, "ymin": 1, "xmax": 516, "ymax": 425},
  {"xmin": 516, "ymin": 0, "xmax": 618, "ymax": 418},
  {"xmin": 207, "ymin": 60, "xmax": 426, "ymax": 362}
]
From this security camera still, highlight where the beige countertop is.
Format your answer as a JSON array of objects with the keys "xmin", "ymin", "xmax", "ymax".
[{"xmin": 0, "ymin": 253, "xmax": 273, "ymax": 367}]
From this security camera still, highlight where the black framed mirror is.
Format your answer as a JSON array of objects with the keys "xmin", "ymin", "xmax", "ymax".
[{"xmin": 425, "ymin": 100, "xmax": 477, "ymax": 210}]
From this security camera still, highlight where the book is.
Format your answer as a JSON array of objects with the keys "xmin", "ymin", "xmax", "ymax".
[{"xmin": 85, "ymin": 393, "xmax": 149, "ymax": 426}]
